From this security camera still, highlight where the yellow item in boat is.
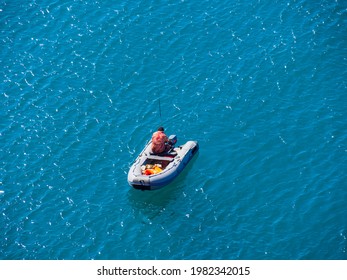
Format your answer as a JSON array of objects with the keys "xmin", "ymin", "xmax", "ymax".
[
  {"xmin": 153, "ymin": 165, "xmax": 162, "ymax": 173},
  {"xmin": 143, "ymin": 164, "xmax": 163, "ymax": 175}
]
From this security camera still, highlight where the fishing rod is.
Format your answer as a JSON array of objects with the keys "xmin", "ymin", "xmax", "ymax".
[{"xmin": 158, "ymin": 98, "xmax": 162, "ymax": 125}]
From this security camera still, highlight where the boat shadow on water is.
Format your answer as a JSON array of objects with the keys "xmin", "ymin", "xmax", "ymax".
[{"xmin": 127, "ymin": 152, "xmax": 199, "ymax": 223}]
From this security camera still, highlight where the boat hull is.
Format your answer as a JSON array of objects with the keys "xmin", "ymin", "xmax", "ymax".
[{"xmin": 128, "ymin": 140, "xmax": 199, "ymax": 190}]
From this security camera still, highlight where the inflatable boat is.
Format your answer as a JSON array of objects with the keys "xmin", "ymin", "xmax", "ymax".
[{"xmin": 128, "ymin": 135, "xmax": 199, "ymax": 190}]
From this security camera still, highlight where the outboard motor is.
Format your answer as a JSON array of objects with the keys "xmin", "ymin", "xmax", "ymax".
[{"xmin": 168, "ymin": 135, "xmax": 177, "ymax": 146}]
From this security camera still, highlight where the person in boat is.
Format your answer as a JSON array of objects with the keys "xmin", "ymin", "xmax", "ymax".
[{"xmin": 151, "ymin": 126, "xmax": 169, "ymax": 154}]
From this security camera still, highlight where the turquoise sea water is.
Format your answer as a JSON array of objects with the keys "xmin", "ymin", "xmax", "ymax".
[{"xmin": 1, "ymin": 0, "xmax": 346, "ymax": 260}]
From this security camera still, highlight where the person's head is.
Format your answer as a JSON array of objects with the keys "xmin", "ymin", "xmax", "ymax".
[{"xmin": 158, "ymin": 126, "xmax": 164, "ymax": 132}]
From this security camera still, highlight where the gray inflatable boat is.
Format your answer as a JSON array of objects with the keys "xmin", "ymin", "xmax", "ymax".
[{"xmin": 128, "ymin": 135, "xmax": 199, "ymax": 190}]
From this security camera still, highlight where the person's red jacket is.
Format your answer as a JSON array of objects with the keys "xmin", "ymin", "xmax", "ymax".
[{"xmin": 151, "ymin": 131, "xmax": 168, "ymax": 154}]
